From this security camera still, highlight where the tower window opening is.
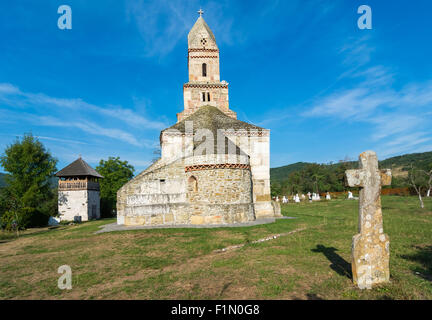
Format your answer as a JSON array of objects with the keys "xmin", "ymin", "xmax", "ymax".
[
  {"xmin": 202, "ymin": 63, "xmax": 207, "ymax": 77},
  {"xmin": 207, "ymin": 92, "xmax": 210, "ymax": 101},
  {"xmin": 202, "ymin": 92, "xmax": 206, "ymax": 101}
]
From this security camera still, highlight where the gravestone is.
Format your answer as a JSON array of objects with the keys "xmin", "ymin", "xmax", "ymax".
[{"xmin": 345, "ymin": 151, "xmax": 392, "ymax": 289}]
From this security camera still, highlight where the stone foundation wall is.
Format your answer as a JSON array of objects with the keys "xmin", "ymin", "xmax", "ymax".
[{"xmin": 122, "ymin": 203, "xmax": 254, "ymax": 226}]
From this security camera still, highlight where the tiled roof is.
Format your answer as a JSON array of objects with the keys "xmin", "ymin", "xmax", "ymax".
[{"xmin": 55, "ymin": 158, "xmax": 103, "ymax": 178}]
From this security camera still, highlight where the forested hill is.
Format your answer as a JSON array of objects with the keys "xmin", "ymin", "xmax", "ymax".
[
  {"xmin": 270, "ymin": 162, "xmax": 310, "ymax": 182},
  {"xmin": 271, "ymin": 151, "xmax": 432, "ymax": 183},
  {"xmin": 379, "ymin": 151, "xmax": 432, "ymax": 171}
]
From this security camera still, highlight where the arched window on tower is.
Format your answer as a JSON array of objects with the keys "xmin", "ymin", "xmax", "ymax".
[
  {"xmin": 202, "ymin": 92, "xmax": 206, "ymax": 102},
  {"xmin": 207, "ymin": 92, "xmax": 210, "ymax": 101},
  {"xmin": 202, "ymin": 63, "xmax": 207, "ymax": 77},
  {"xmin": 188, "ymin": 176, "xmax": 198, "ymax": 192}
]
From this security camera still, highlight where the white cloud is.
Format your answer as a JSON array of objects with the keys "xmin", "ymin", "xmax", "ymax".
[
  {"xmin": 339, "ymin": 35, "xmax": 375, "ymax": 68},
  {"xmin": 0, "ymin": 83, "xmax": 20, "ymax": 94},
  {"xmin": 304, "ymin": 88, "xmax": 395, "ymax": 120},
  {"xmin": 369, "ymin": 114, "xmax": 424, "ymax": 141},
  {"xmin": 384, "ymin": 132, "xmax": 430, "ymax": 148},
  {"xmin": 97, "ymin": 107, "xmax": 165, "ymax": 130},
  {"xmin": 32, "ymin": 115, "xmax": 142, "ymax": 147},
  {"xmin": 29, "ymin": 135, "xmax": 88, "ymax": 145},
  {"xmin": 300, "ymin": 35, "xmax": 432, "ymax": 160},
  {"xmin": 0, "ymin": 82, "xmax": 166, "ymax": 130},
  {"xmin": 349, "ymin": 66, "xmax": 395, "ymax": 87},
  {"xmin": 125, "ymin": 0, "xmax": 195, "ymax": 57}
]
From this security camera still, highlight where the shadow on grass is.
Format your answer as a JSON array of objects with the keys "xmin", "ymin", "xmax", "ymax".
[
  {"xmin": 292, "ymin": 293, "xmax": 324, "ymax": 300},
  {"xmin": 306, "ymin": 293, "xmax": 324, "ymax": 300},
  {"xmin": 401, "ymin": 245, "xmax": 432, "ymax": 282},
  {"xmin": 311, "ymin": 244, "xmax": 352, "ymax": 279}
]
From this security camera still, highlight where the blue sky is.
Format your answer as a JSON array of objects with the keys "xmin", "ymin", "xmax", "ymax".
[{"xmin": 1, "ymin": 0, "xmax": 431, "ymax": 174}]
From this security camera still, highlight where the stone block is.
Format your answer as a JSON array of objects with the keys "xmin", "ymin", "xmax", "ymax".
[
  {"xmin": 191, "ymin": 215, "xmax": 204, "ymax": 225},
  {"xmin": 165, "ymin": 213, "xmax": 174, "ymax": 223},
  {"xmin": 150, "ymin": 214, "xmax": 164, "ymax": 225}
]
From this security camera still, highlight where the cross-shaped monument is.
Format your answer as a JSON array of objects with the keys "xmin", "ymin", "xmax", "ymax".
[
  {"xmin": 198, "ymin": 8, "xmax": 204, "ymax": 17},
  {"xmin": 345, "ymin": 150, "xmax": 392, "ymax": 289}
]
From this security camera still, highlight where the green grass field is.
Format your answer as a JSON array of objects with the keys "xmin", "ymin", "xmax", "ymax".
[{"xmin": 0, "ymin": 196, "xmax": 431, "ymax": 300}]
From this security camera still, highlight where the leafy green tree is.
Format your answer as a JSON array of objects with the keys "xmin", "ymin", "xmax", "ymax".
[
  {"xmin": 271, "ymin": 180, "xmax": 281, "ymax": 197},
  {"xmin": 0, "ymin": 134, "xmax": 57, "ymax": 229},
  {"xmin": 408, "ymin": 163, "xmax": 428, "ymax": 208},
  {"xmin": 96, "ymin": 157, "xmax": 134, "ymax": 218}
]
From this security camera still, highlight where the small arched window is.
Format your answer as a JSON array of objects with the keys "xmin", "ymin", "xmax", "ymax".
[
  {"xmin": 202, "ymin": 63, "xmax": 207, "ymax": 77},
  {"xmin": 188, "ymin": 176, "xmax": 198, "ymax": 192},
  {"xmin": 207, "ymin": 92, "xmax": 210, "ymax": 101}
]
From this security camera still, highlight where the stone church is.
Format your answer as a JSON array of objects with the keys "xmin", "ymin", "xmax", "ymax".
[{"xmin": 117, "ymin": 12, "xmax": 280, "ymax": 226}]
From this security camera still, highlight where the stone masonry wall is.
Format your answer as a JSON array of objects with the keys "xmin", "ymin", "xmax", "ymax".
[
  {"xmin": 117, "ymin": 156, "xmax": 255, "ymax": 226},
  {"xmin": 188, "ymin": 53, "xmax": 220, "ymax": 82},
  {"xmin": 117, "ymin": 158, "xmax": 186, "ymax": 225},
  {"xmin": 224, "ymin": 131, "xmax": 277, "ymax": 218},
  {"xmin": 185, "ymin": 167, "xmax": 255, "ymax": 224},
  {"xmin": 182, "ymin": 85, "xmax": 229, "ymax": 118}
]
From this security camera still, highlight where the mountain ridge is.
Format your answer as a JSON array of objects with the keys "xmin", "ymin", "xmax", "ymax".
[{"xmin": 271, "ymin": 151, "xmax": 432, "ymax": 183}]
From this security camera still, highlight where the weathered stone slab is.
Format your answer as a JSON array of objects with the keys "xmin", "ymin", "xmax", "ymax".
[{"xmin": 346, "ymin": 150, "xmax": 391, "ymax": 289}]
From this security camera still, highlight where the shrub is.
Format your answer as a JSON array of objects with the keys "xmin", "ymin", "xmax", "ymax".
[{"xmin": 0, "ymin": 207, "xmax": 49, "ymax": 230}]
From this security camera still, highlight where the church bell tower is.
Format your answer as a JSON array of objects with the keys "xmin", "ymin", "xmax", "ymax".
[{"xmin": 177, "ymin": 9, "xmax": 237, "ymax": 122}]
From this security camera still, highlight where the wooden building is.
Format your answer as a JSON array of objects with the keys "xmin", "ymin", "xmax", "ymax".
[{"xmin": 55, "ymin": 157, "xmax": 103, "ymax": 222}]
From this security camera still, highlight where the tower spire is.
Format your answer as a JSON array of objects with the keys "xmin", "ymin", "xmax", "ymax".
[{"xmin": 178, "ymin": 12, "xmax": 237, "ymax": 122}]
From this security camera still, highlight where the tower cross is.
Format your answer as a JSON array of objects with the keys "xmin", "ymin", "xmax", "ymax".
[
  {"xmin": 345, "ymin": 150, "xmax": 392, "ymax": 289},
  {"xmin": 198, "ymin": 8, "xmax": 204, "ymax": 17}
]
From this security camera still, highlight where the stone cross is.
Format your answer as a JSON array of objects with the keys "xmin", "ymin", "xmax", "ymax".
[
  {"xmin": 198, "ymin": 8, "xmax": 204, "ymax": 17},
  {"xmin": 345, "ymin": 150, "xmax": 392, "ymax": 289}
]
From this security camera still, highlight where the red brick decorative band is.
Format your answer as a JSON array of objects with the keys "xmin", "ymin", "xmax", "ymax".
[
  {"xmin": 221, "ymin": 130, "xmax": 269, "ymax": 137},
  {"xmin": 188, "ymin": 48, "xmax": 219, "ymax": 53},
  {"xmin": 184, "ymin": 83, "xmax": 228, "ymax": 89},
  {"xmin": 189, "ymin": 56, "xmax": 218, "ymax": 59},
  {"xmin": 185, "ymin": 163, "xmax": 250, "ymax": 172}
]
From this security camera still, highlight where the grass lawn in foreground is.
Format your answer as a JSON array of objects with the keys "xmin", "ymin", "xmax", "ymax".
[{"xmin": 0, "ymin": 196, "xmax": 431, "ymax": 299}]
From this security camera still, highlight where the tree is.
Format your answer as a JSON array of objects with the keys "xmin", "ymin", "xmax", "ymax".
[
  {"xmin": 423, "ymin": 163, "xmax": 432, "ymax": 197},
  {"xmin": 408, "ymin": 164, "xmax": 428, "ymax": 208},
  {"xmin": 96, "ymin": 157, "xmax": 134, "ymax": 218},
  {"xmin": 0, "ymin": 134, "xmax": 58, "ymax": 229}
]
